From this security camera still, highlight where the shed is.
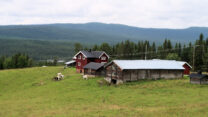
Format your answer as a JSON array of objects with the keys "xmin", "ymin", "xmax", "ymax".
[
  {"xmin": 176, "ymin": 61, "xmax": 192, "ymax": 75},
  {"xmin": 105, "ymin": 60, "xmax": 184, "ymax": 84},
  {"xmin": 83, "ymin": 62, "xmax": 105, "ymax": 77},
  {"xmin": 190, "ymin": 73, "xmax": 208, "ymax": 84},
  {"xmin": 65, "ymin": 60, "xmax": 76, "ymax": 67}
]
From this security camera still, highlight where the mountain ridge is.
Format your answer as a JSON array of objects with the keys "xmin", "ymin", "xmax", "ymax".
[{"xmin": 0, "ymin": 22, "xmax": 207, "ymax": 44}]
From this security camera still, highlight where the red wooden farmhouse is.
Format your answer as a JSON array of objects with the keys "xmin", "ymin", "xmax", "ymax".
[{"xmin": 73, "ymin": 50, "xmax": 109, "ymax": 73}]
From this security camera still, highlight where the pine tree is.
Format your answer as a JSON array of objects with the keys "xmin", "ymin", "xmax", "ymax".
[
  {"xmin": 203, "ymin": 53, "xmax": 208, "ymax": 71},
  {"xmin": 100, "ymin": 43, "xmax": 112, "ymax": 55},
  {"xmin": 0, "ymin": 56, "xmax": 5, "ymax": 69},
  {"xmin": 74, "ymin": 43, "xmax": 83, "ymax": 53},
  {"xmin": 157, "ymin": 46, "xmax": 164, "ymax": 59},
  {"xmin": 3, "ymin": 57, "xmax": 13, "ymax": 69},
  {"xmin": 178, "ymin": 43, "xmax": 182, "ymax": 57},
  {"xmin": 181, "ymin": 44, "xmax": 190, "ymax": 62},
  {"xmin": 166, "ymin": 53, "xmax": 181, "ymax": 60},
  {"xmin": 195, "ymin": 33, "xmax": 205, "ymax": 71},
  {"xmin": 117, "ymin": 41, "xmax": 124, "ymax": 58},
  {"xmin": 92, "ymin": 44, "xmax": 99, "ymax": 51},
  {"xmin": 151, "ymin": 42, "xmax": 156, "ymax": 59}
]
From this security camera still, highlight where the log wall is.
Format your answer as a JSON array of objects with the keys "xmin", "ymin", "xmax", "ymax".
[{"xmin": 105, "ymin": 62, "xmax": 184, "ymax": 82}]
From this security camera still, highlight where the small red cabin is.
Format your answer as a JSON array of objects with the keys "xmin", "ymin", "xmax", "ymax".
[
  {"xmin": 183, "ymin": 64, "xmax": 191, "ymax": 75},
  {"xmin": 73, "ymin": 50, "xmax": 109, "ymax": 73},
  {"xmin": 177, "ymin": 61, "xmax": 192, "ymax": 75}
]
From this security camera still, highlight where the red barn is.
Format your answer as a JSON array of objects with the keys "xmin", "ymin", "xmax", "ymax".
[
  {"xmin": 177, "ymin": 61, "xmax": 192, "ymax": 75},
  {"xmin": 73, "ymin": 50, "xmax": 109, "ymax": 73}
]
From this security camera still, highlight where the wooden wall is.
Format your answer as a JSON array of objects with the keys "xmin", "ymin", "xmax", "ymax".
[
  {"xmin": 84, "ymin": 68, "xmax": 105, "ymax": 77},
  {"xmin": 190, "ymin": 78, "xmax": 208, "ymax": 84},
  {"xmin": 106, "ymin": 62, "xmax": 184, "ymax": 82}
]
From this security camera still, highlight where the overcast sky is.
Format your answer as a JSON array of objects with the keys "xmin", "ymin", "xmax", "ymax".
[{"xmin": 0, "ymin": 0, "xmax": 208, "ymax": 28}]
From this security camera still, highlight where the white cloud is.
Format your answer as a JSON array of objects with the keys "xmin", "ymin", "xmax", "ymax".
[{"xmin": 0, "ymin": 0, "xmax": 208, "ymax": 28}]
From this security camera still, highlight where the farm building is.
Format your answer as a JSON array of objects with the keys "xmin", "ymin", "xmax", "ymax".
[
  {"xmin": 73, "ymin": 50, "xmax": 109, "ymax": 73},
  {"xmin": 177, "ymin": 61, "xmax": 192, "ymax": 75},
  {"xmin": 83, "ymin": 62, "xmax": 105, "ymax": 77},
  {"xmin": 190, "ymin": 73, "xmax": 208, "ymax": 84},
  {"xmin": 65, "ymin": 60, "xmax": 76, "ymax": 67},
  {"xmin": 105, "ymin": 60, "xmax": 184, "ymax": 84},
  {"xmin": 152, "ymin": 59, "xmax": 192, "ymax": 75}
]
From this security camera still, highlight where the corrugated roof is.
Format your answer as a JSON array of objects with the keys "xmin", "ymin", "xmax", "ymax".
[
  {"xmin": 177, "ymin": 61, "xmax": 192, "ymax": 68},
  {"xmin": 113, "ymin": 60, "xmax": 185, "ymax": 70},
  {"xmin": 74, "ymin": 50, "xmax": 107, "ymax": 58},
  {"xmin": 83, "ymin": 62, "xmax": 105, "ymax": 70},
  {"xmin": 153, "ymin": 59, "xmax": 192, "ymax": 68},
  {"xmin": 81, "ymin": 51, "xmax": 96, "ymax": 58},
  {"xmin": 65, "ymin": 60, "xmax": 75, "ymax": 65}
]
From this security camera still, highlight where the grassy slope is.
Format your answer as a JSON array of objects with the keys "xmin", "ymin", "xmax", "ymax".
[{"xmin": 0, "ymin": 67, "xmax": 208, "ymax": 117}]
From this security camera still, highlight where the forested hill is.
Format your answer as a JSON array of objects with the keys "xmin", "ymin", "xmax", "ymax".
[
  {"xmin": 1, "ymin": 23, "xmax": 208, "ymax": 43},
  {"xmin": 0, "ymin": 39, "xmax": 75, "ymax": 60}
]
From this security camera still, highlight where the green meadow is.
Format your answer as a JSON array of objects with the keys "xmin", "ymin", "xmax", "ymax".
[{"xmin": 0, "ymin": 67, "xmax": 208, "ymax": 117}]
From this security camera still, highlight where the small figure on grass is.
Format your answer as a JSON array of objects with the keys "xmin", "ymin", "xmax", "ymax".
[{"xmin": 54, "ymin": 73, "xmax": 64, "ymax": 81}]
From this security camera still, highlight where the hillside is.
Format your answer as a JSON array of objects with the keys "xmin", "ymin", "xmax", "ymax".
[
  {"xmin": 0, "ymin": 38, "xmax": 75, "ymax": 60},
  {"xmin": 0, "ymin": 67, "xmax": 208, "ymax": 116},
  {"xmin": 1, "ymin": 23, "xmax": 208, "ymax": 43},
  {"xmin": 1, "ymin": 22, "xmax": 208, "ymax": 60}
]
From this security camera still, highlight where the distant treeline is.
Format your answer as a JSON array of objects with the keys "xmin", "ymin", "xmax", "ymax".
[
  {"xmin": 0, "ymin": 53, "xmax": 33, "ymax": 70},
  {"xmin": 75, "ymin": 34, "xmax": 208, "ymax": 71},
  {"xmin": 0, "ymin": 53, "xmax": 60, "ymax": 70},
  {"xmin": 0, "ymin": 39, "xmax": 74, "ymax": 60}
]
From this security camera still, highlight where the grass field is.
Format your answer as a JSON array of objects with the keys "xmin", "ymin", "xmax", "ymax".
[{"xmin": 1, "ymin": 67, "xmax": 208, "ymax": 117}]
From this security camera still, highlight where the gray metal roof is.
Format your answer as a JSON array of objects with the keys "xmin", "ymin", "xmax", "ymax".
[
  {"xmin": 83, "ymin": 62, "xmax": 105, "ymax": 70},
  {"xmin": 153, "ymin": 59, "xmax": 192, "ymax": 68},
  {"xmin": 113, "ymin": 60, "xmax": 185, "ymax": 70},
  {"xmin": 65, "ymin": 60, "xmax": 75, "ymax": 65},
  {"xmin": 75, "ymin": 50, "xmax": 107, "ymax": 58},
  {"xmin": 177, "ymin": 61, "xmax": 192, "ymax": 68}
]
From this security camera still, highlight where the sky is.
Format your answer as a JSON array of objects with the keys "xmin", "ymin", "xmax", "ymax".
[{"xmin": 0, "ymin": 0, "xmax": 208, "ymax": 28}]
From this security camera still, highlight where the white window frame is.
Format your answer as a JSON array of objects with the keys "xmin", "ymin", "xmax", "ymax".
[
  {"xmin": 101, "ymin": 56, "xmax": 106, "ymax": 60},
  {"xmin": 83, "ymin": 56, "xmax": 85, "ymax": 60},
  {"xmin": 78, "ymin": 62, "xmax": 81, "ymax": 66},
  {"xmin": 78, "ymin": 55, "xmax": 81, "ymax": 59}
]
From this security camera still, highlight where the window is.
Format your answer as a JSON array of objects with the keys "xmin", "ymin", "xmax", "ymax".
[
  {"xmin": 78, "ymin": 55, "xmax": 81, "ymax": 59},
  {"xmin": 78, "ymin": 62, "xmax": 81, "ymax": 66},
  {"xmin": 101, "ymin": 56, "xmax": 106, "ymax": 60},
  {"xmin": 83, "ymin": 56, "xmax": 85, "ymax": 60}
]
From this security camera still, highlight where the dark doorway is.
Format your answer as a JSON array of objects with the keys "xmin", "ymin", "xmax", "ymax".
[{"xmin": 111, "ymin": 79, "xmax": 117, "ymax": 84}]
